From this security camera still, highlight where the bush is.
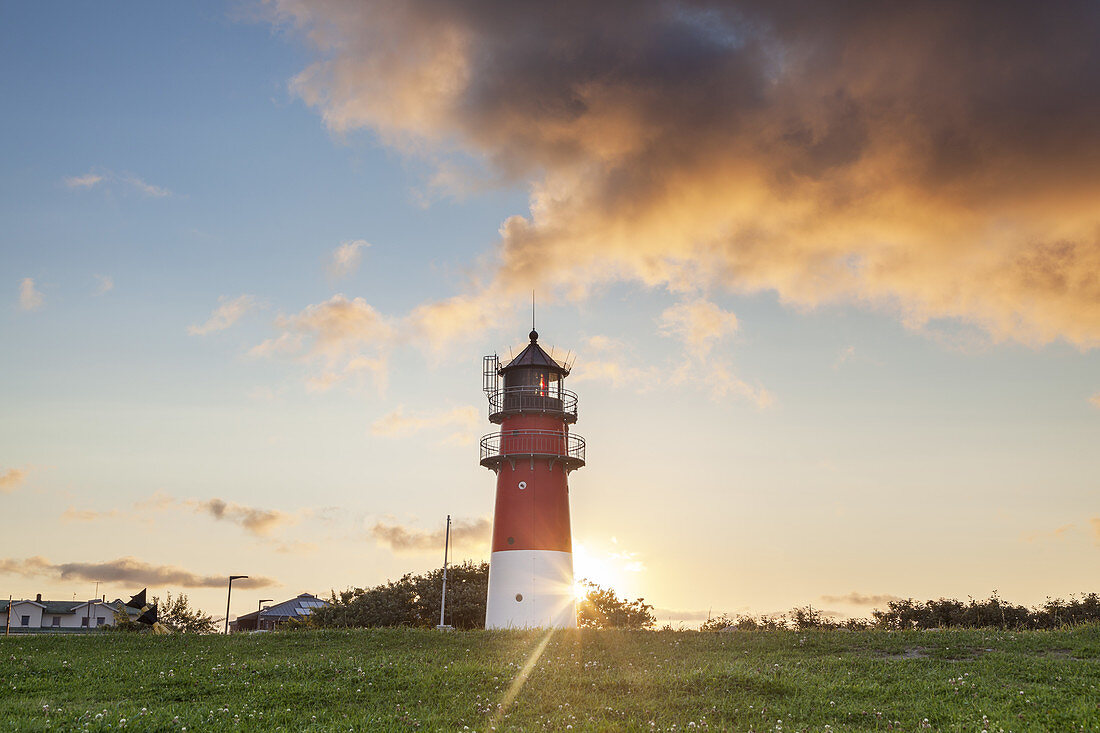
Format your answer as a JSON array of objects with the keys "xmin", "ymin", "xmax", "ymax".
[
  {"xmin": 308, "ymin": 560, "xmax": 489, "ymax": 629},
  {"xmin": 872, "ymin": 592, "xmax": 1100, "ymax": 630},
  {"xmin": 576, "ymin": 581, "xmax": 655, "ymax": 629},
  {"xmin": 699, "ymin": 592, "xmax": 1100, "ymax": 631}
]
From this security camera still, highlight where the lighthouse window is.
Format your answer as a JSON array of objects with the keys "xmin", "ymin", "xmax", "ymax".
[
  {"xmin": 507, "ymin": 536, "xmax": 515, "ymax": 545},
  {"xmin": 515, "ymin": 593, "xmax": 523, "ymax": 602},
  {"xmin": 504, "ymin": 368, "xmax": 560, "ymax": 391}
]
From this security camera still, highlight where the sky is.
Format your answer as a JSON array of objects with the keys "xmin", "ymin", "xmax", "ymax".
[{"xmin": 2, "ymin": 0, "xmax": 1099, "ymax": 626}]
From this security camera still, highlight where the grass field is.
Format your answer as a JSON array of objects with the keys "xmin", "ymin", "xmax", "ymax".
[{"xmin": 2, "ymin": 626, "xmax": 1099, "ymax": 731}]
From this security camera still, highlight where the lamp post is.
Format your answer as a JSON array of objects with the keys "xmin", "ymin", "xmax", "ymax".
[
  {"xmin": 258, "ymin": 599, "xmax": 273, "ymax": 632},
  {"xmin": 224, "ymin": 575, "xmax": 248, "ymax": 634}
]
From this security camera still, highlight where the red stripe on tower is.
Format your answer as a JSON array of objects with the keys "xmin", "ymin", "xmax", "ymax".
[{"xmin": 480, "ymin": 329, "xmax": 585, "ymax": 628}]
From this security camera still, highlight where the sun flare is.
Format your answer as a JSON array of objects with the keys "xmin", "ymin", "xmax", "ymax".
[{"xmin": 572, "ymin": 540, "xmax": 644, "ymax": 600}]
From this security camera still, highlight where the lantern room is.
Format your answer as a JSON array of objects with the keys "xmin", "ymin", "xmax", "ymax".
[{"xmin": 484, "ymin": 329, "xmax": 578, "ymax": 425}]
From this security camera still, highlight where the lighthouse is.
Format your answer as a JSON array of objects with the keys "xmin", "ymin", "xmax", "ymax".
[{"xmin": 480, "ymin": 329, "xmax": 585, "ymax": 628}]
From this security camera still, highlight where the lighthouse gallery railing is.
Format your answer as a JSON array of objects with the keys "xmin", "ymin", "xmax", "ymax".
[
  {"xmin": 486, "ymin": 386, "xmax": 578, "ymax": 422},
  {"xmin": 479, "ymin": 429, "xmax": 586, "ymax": 468}
]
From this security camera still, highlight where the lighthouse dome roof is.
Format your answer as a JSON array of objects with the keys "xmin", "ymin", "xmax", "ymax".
[{"xmin": 500, "ymin": 330, "xmax": 570, "ymax": 375}]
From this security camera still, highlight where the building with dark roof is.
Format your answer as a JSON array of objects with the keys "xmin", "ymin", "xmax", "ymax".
[
  {"xmin": 229, "ymin": 593, "xmax": 328, "ymax": 632},
  {"xmin": 2, "ymin": 594, "xmax": 137, "ymax": 633}
]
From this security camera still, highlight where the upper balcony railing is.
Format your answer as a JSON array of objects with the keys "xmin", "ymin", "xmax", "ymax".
[
  {"xmin": 480, "ymin": 429, "xmax": 586, "ymax": 470},
  {"xmin": 487, "ymin": 386, "xmax": 578, "ymax": 423}
]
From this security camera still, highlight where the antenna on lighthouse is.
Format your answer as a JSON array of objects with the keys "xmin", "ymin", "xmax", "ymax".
[
  {"xmin": 436, "ymin": 514, "xmax": 453, "ymax": 630},
  {"xmin": 531, "ymin": 290, "xmax": 535, "ymax": 331}
]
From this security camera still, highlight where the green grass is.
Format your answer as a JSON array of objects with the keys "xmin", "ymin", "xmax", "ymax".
[{"xmin": 2, "ymin": 626, "xmax": 1099, "ymax": 731}]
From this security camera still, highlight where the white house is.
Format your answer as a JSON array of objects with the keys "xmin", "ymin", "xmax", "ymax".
[{"xmin": 2, "ymin": 594, "xmax": 138, "ymax": 633}]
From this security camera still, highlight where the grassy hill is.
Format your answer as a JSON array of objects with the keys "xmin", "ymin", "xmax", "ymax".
[{"xmin": 2, "ymin": 626, "xmax": 1098, "ymax": 731}]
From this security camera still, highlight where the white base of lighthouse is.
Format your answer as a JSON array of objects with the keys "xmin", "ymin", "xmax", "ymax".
[{"xmin": 485, "ymin": 550, "xmax": 577, "ymax": 629}]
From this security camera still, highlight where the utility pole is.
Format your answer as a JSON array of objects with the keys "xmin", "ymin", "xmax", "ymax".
[
  {"xmin": 225, "ymin": 575, "xmax": 248, "ymax": 634},
  {"xmin": 437, "ymin": 515, "xmax": 453, "ymax": 630}
]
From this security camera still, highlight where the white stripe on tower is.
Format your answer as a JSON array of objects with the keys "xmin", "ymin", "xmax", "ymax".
[{"xmin": 485, "ymin": 550, "xmax": 577, "ymax": 629}]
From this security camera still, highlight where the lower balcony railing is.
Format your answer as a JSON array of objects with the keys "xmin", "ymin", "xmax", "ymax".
[{"xmin": 479, "ymin": 429, "xmax": 586, "ymax": 470}]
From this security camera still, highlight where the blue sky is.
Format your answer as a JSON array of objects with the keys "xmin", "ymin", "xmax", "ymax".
[{"xmin": 2, "ymin": 1, "xmax": 1099, "ymax": 623}]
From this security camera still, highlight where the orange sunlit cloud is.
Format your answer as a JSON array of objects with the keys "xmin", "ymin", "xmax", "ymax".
[{"xmin": 272, "ymin": 0, "xmax": 1100, "ymax": 349}]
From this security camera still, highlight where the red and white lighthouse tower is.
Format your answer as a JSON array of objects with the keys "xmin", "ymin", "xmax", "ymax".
[{"xmin": 480, "ymin": 329, "xmax": 585, "ymax": 628}]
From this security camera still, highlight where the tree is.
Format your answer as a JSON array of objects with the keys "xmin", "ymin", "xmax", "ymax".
[
  {"xmin": 308, "ymin": 561, "xmax": 490, "ymax": 629},
  {"xmin": 576, "ymin": 581, "xmax": 655, "ymax": 629},
  {"xmin": 107, "ymin": 592, "xmax": 215, "ymax": 634},
  {"xmin": 151, "ymin": 592, "xmax": 217, "ymax": 634}
]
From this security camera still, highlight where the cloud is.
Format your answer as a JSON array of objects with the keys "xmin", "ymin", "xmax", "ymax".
[
  {"xmin": 658, "ymin": 299, "xmax": 739, "ymax": 355},
  {"xmin": 569, "ymin": 336, "xmax": 662, "ymax": 388},
  {"xmin": 272, "ymin": 540, "xmax": 319, "ymax": 555},
  {"xmin": 120, "ymin": 174, "xmax": 171, "ymax": 198},
  {"xmin": 62, "ymin": 506, "xmax": 122, "ymax": 522},
  {"xmin": 1090, "ymin": 393, "xmax": 1100, "ymax": 409},
  {"xmin": 93, "ymin": 274, "xmax": 114, "ymax": 295},
  {"xmin": 246, "ymin": 287, "xmax": 520, "ymax": 395},
  {"xmin": 64, "ymin": 492, "xmax": 300, "ymax": 538},
  {"xmin": 64, "ymin": 173, "xmax": 104, "ymax": 189},
  {"xmin": 64, "ymin": 170, "xmax": 171, "ymax": 197},
  {"xmin": 19, "ymin": 278, "xmax": 43, "ymax": 311},
  {"xmin": 405, "ymin": 289, "xmax": 509, "ymax": 351},
  {"xmin": 370, "ymin": 404, "xmax": 480, "ymax": 445},
  {"xmin": 370, "ymin": 516, "xmax": 491, "ymax": 553},
  {"xmin": 573, "ymin": 334, "xmax": 770, "ymax": 406},
  {"xmin": 653, "ymin": 608, "xmax": 712, "ymax": 622},
  {"xmin": 0, "ymin": 468, "xmax": 27, "ymax": 494},
  {"xmin": 190, "ymin": 498, "xmax": 297, "ymax": 537},
  {"xmin": 833, "ymin": 345, "xmax": 856, "ymax": 370},
  {"xmin": 328, "ymin": 239, "xmax": 370, "ymax": 279},
  {"xmin": 1022, "ymin": 523, "xmax": 1076, "ymax": 543},
  {"xmin": 188, "ymin": 295, "xmax": 257, "ymax": 335},
  {"xmin": 269, "ymin": 0, "xmax": 1100, "ymax": 350},
  {"xmin": 252, "ymin": 295, "xmax": 397, "ymax": 393},
  {"xmin": 248, "ymin": 332, "xmax": 304, "ymax": 358},
  {"xmin": 305, "ymin": 355, "xmax": 389, "ymax": 394},
  {"xmin": 1091, "ymin": 517, "xmax": 1100, "ymax": 544},
  {"xmin": 820, "ymin": 592, "xmax": 904, "ymax": 607},
  {"xmin": 0, "ymin": 556, "xmax": 276, "ymax": 588},
  {"xmin": 258, "ymin": 294, "xmax": 394, "ymax": 357},
  {"xmin": 692, "ymin": 360, "xmax": 773, "ymax": 408}
]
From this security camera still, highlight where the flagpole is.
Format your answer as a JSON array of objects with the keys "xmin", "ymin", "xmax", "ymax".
[{"xmin": 437, "ymin": 515, "xmax": 451, "ymax": 629}]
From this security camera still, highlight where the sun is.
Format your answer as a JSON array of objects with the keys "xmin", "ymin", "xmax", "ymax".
[{"xmin": 572, "ymin": 541, "xmax": 626, "ymax": 599}]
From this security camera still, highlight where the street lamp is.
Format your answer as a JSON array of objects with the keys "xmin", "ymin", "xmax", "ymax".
[
  {"xmin": 225, "ymin": 575, "xmax": 248, "ymax": 635},
  {"xmin": 257, "ymin": 599, "xmax": 273, "ymax": 632}
]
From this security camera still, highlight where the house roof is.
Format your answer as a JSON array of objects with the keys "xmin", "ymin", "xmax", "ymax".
[
  {"xmin": 1, "ymin": 599, "xmax": 129, "ymax": 615},
  {"xmin": 500, "ymin": 330, "xmax": 569, "ymax": 375},
  {"xmin": 235, "ymin": 593, "xmax": 328, "ymax": 621}
]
